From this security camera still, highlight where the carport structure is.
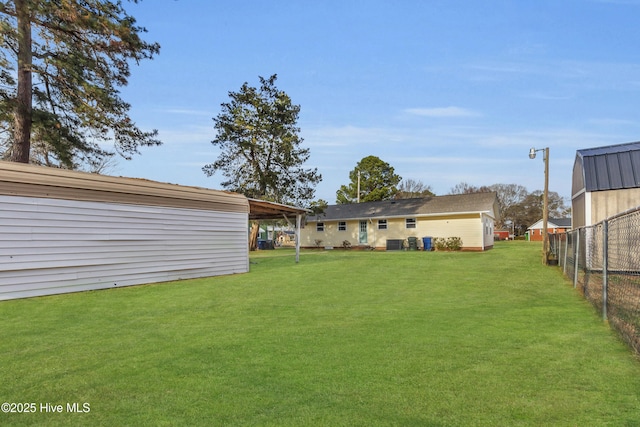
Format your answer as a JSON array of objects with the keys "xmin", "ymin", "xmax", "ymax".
[{"xmin": 247, "ymin": 198, "xmax": 309, "ymax": 263}]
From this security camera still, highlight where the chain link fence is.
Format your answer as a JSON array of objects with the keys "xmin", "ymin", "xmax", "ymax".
[{"xmin": 552, "ymin": 206, "xmax": 640, "ymax": 355}]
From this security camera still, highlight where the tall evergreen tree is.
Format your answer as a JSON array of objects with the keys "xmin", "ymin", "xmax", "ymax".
[
  {"xmin": 203, "ymin": 74, "xmax": 322, "ymax": 250},
  {"xmin": 0, "ymin": 0, "xmax": 161, "ymax": 169},
  {"xmin": 203, "ymin": 74, "xmax": 321, "ymax": 207}
]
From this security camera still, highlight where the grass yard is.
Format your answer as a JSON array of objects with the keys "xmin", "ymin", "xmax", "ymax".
[{"xmin": 1, "ymin": 241, "xmax": 640, "ymax": 426}]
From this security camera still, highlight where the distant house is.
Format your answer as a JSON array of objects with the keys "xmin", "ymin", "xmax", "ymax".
[
  {"xmin": 494, "ymin": 230, "xmax": 511, "ymax": 240},
  {"xmin": 301, "ymin": 193, "xmax": 500, "ymax": 251},
  {"xmin": 572, "ymin": 142, "xmax": 640, "ymax": 228},
  {"xmin": 527, "ymin": 218, "xmax": 571, "ymax": 241}
]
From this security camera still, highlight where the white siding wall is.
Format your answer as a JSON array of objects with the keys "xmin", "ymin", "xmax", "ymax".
[
  {"xmin": 482, "ymin": 214, "xmax": 494, "ymax": 249},
  {"xmin": 0, "ymin": 195, "xmax": 249, "ymax": 300}
]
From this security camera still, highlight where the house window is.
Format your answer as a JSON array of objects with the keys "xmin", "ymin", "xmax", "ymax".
[
  {"xmin": 406, "ymin": 218, "xmax": 416, "ymax": 229},
  {"xmin": 316, "ymin": 222, "xmax": 324, "ymax": 232},
  {"xmin": 338, "ymin": 221, "xmax": 346, "ymax": 231},
  {"xmin": 378, "ymin": 219, "xmax": 387, "ymax": 230}
]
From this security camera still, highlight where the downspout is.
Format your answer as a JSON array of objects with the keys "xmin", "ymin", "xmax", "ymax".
[{"xmin": 481, "ymin": 213, "xmax": 485, "ymax": 251}]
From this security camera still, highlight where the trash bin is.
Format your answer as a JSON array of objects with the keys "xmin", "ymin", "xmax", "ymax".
[
  {"xmin": 422, "ymin": 237, "xmax": 432, "ymax": 251},
  {"xmin": 257, "ymin": 240, "xmax": 275, "ymax": 250},
  {"xmin": 407, "ymin": 237, "xmax": 418, "ymax": 250}
]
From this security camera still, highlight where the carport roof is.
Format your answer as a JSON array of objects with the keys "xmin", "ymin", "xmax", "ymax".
[{"xmin": 248, "ymin": 198, "xmax": 310, "ymax": 220}]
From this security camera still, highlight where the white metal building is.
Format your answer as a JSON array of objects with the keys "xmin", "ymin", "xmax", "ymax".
[{"xmin": 0, "ymin": 161, "xmax": 250, "ymax": 300}]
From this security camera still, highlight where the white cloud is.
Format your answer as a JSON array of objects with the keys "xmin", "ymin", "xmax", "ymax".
[
  {"xmin": 302, "ymin": 125, "xmax": 403, "ymax": 147},
  {"xmin": 404, "ymin": 107, "xmax": 481, "ymax": 118}
]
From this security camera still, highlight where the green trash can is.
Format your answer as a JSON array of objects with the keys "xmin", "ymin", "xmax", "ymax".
[{"xmin": 407, "ymin": 237, "xmax": 418, "ymax": 251}]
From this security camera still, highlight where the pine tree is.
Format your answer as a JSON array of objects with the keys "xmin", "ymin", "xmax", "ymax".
[
  {"xmin": 0, "ymin": 0, "xmax": 161, "ymax": 169},
  {"xmin": 203, "ymin": 74, "xmax": 321, "ymax": 207}
]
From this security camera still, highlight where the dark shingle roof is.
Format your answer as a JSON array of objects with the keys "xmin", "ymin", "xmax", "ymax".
[
  {"xmin": 308, "ymin": 192, "xmax": 498, "ymax": 221},
  {"xmin": 577, "ymin": 141, "xmax": 640, "ymax": 191},
  {"xmin": 549, "ymin": 218, "xmax": 571, "ymax": 228}
]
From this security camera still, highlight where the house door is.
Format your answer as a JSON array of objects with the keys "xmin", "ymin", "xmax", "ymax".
[{"xmin": 359, "ymin": 220, "xmax": 368, "ymax": 244}]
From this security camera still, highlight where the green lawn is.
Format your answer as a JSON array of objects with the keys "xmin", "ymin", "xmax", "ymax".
[{"xmin": 1, "ymin": 241, "xmax": 640, "ymax": 426}]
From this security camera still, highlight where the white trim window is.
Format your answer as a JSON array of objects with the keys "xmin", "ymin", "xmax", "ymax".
[
  {"xmin": 316, "ymin": 222, "xmax": 324, "ymax": 232},
  {"xmin": 338, "ymin": 221, "xmax": 347, "ymax": 231},
  {"xmin": 378, "ymin": 219, "xmax": 387, "ymax": 230},
  {"xmin": 406, "ymin": 218, "xmax": 416, "ymax": 229}
]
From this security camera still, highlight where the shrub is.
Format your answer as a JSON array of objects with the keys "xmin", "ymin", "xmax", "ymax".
[
  {"xmin": 433, "ymin": 237, "xmax": 463, "ymax": 251},
  {"xmin": 342, "ymin": 240, "xmax": 352, "ymax": 249},
  {"xmin": 446, "ymin": 237, "xmax": 463, "ymax": 251}
]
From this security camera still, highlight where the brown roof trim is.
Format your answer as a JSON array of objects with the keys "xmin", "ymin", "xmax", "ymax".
[
  {"xmin": 248, "ymin": 198, "xmax": 310, "ymax": 220},
  {"xmin": 0, "ymin": 161, "xmax": 249, "ymax": 213}
]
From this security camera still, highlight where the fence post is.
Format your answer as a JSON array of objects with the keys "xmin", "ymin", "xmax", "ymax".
[
  {"xmin": 602, "ymin": 220, "xmax": 608, "ymax": 321},
  {"xmin": 563, "ymin": 233, "xmax": 568, "ymax": 275},
  {"xmin": 574, "ymin": 230, "xmax": 580, "ymax": 289}
]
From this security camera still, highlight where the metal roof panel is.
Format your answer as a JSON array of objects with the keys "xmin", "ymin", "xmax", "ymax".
[{"xmin": 577, "ymin": 142, "xmax": 640, "ymax": 192}]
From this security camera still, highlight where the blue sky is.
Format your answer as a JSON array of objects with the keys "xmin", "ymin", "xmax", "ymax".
[{"xmin": 115, "ymin": 0, "xmax": 640, "ymax": 205}]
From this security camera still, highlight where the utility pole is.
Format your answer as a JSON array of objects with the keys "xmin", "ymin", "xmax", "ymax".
[
  {"xmin": 529, "ymin": 147, "xmax": 550, "ymax": 265},
  {"xmin": 542, "ymin": 147, "xmax": 549, "ymax": 265},
  {"xmin": 357, "ymin": 170, "xmax": 361, "ymax": 203}
]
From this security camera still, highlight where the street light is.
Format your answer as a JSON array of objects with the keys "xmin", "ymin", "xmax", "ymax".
[{"xmin": 529, "ymin": 147, "xmax": 549, "ymax": 265}]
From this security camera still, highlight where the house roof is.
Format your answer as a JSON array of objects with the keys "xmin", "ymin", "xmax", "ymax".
[
  {"xmin": 527, "ymin": 218, "xmax": 571, "ymax": 230},
  {"xmin": 576, "ymin": 141, "xmax": 640, "ymax": 192},
  {"xmin": 308, "ymin": 192, "xmax": 499, "ymax": 222},
  {"xmin": 549, "ymin": 217, "xmax": 571, "ymax": 227}
]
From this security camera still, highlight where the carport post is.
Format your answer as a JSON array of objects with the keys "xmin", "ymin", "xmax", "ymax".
[{"xmin": 295, "ymin": 214, "xmax": 301, "ymax": 263}]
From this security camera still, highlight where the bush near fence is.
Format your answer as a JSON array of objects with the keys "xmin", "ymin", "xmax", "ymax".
[{"xmin": 552, "ymin": 206, "xmax": 640, "ymax": 355}]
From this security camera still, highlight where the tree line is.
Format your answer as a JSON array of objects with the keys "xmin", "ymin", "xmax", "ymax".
[{"xmin": 328, "ymin": 156, "xmax": 569, "ymax": 235}]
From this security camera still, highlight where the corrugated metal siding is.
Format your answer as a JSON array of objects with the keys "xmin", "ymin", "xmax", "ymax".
[{"xmin": 0, "ymin": 195, "xmax": 249, "ymax": 300}]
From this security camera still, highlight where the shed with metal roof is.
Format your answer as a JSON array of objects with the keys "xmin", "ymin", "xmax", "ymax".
[{"xmin": 572, "ymin": 142, "xmax": 640, "ymax": 228}]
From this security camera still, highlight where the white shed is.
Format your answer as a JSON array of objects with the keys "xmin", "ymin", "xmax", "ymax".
[{"xmin": 0, "ymin": 161, "xmax": 250, "ymax": 300}]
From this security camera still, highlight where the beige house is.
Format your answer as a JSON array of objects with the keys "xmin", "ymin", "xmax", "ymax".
[
  {"xmin": 302, "ymin": 192, "xmax": 499, "ymax": 251},
  {"xmin": 572, "ymin": 142, "xmax": 640, "ymax": 228}
]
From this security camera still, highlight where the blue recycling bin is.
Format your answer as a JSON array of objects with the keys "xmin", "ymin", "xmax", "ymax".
[{"xmin": 422, "ymin": 237, "xmax": 432, "ymax": 251}]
